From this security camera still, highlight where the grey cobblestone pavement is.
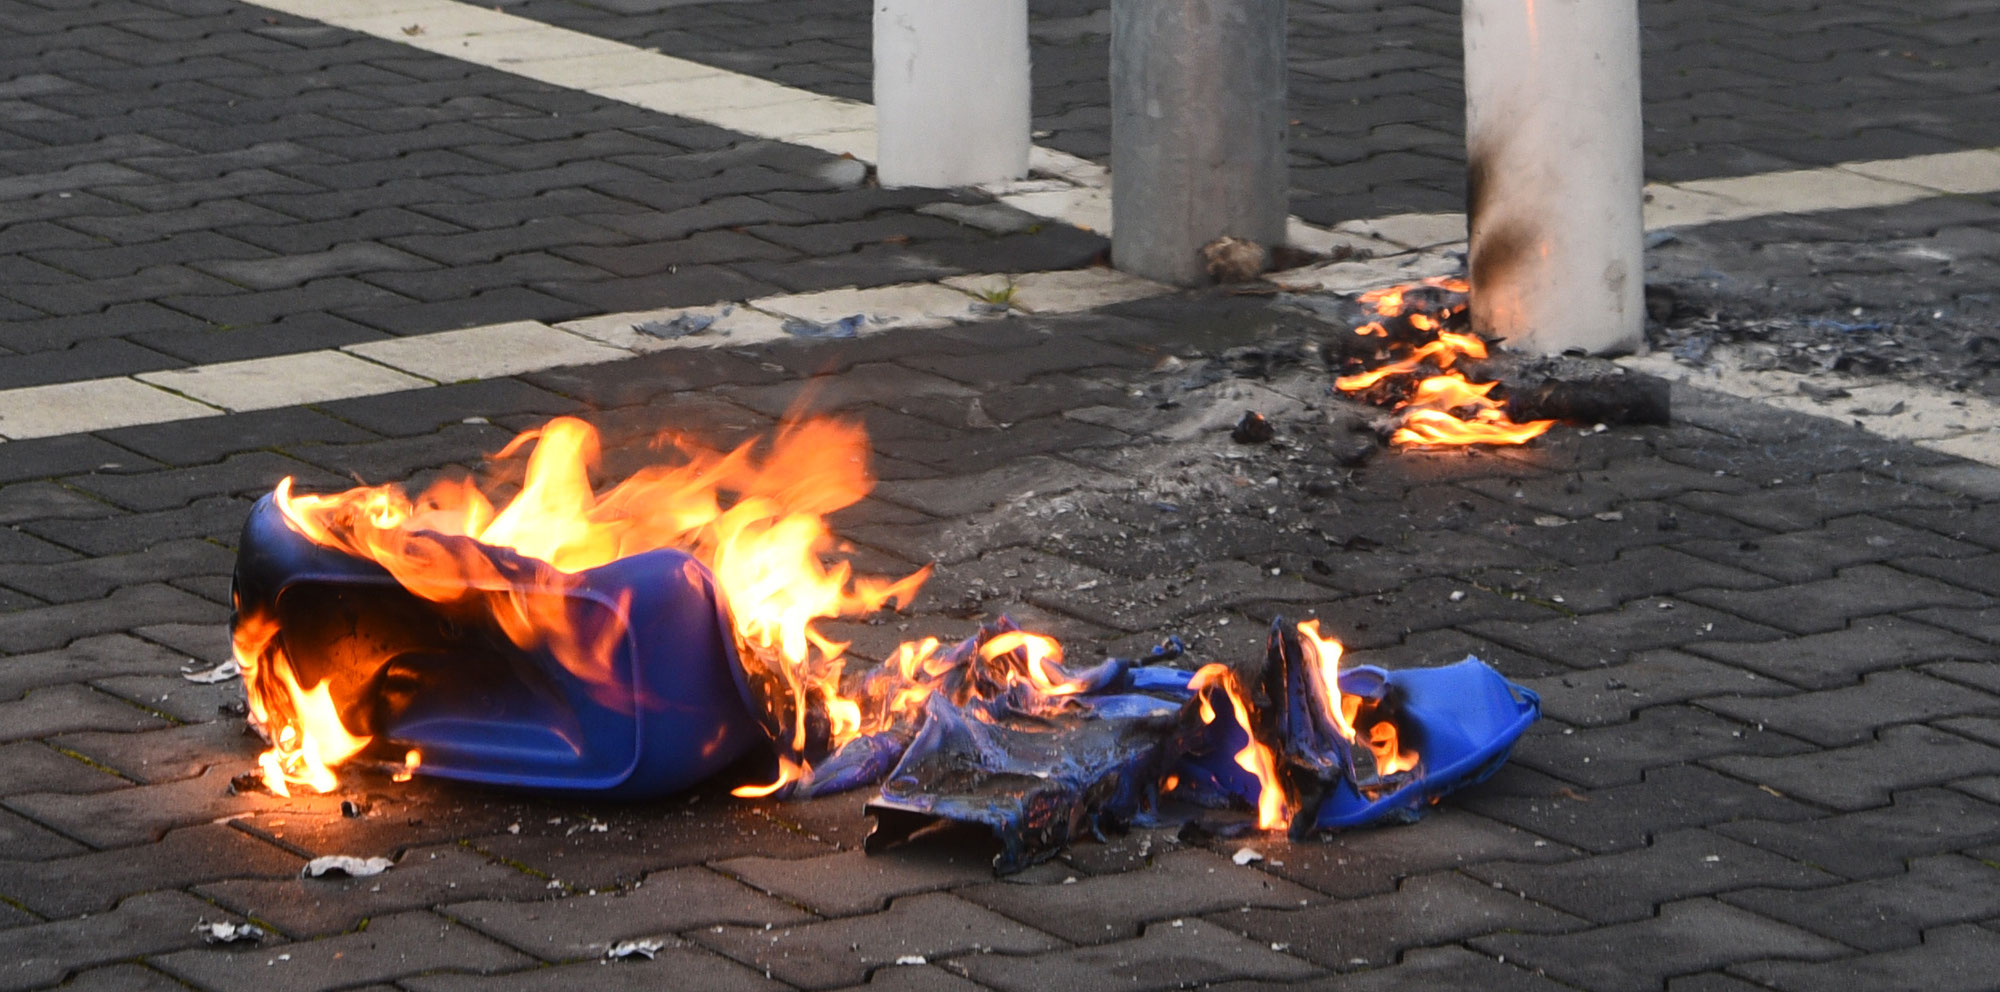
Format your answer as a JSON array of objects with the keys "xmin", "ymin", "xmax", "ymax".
[
  {"xmin": 4, "ymin": 289, "xmax": 2000, "ymax": 990},
  {"xmin": 5, "ymin": 0, "xmax": 2000, "ymax": 990}
]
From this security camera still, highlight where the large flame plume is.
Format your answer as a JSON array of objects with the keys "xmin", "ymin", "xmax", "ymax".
[{"xmin": 236, "ymin": 415, "xmax": 927, "ymax": 796}]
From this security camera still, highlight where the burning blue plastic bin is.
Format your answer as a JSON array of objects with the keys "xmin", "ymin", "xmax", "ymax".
[{"xmin": 232, "ymin": 494, "xmax": 765, "ymax": 798}]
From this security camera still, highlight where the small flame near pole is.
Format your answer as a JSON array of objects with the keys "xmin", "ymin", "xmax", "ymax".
[{"xmin": 1333, "ymin": 277, "xmax": 1556, "ymax": 447}]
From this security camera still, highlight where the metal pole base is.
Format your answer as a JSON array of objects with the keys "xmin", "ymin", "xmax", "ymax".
[{"xmin": 1111, "ymin": 0, "xmax": 1288, "ymax": 287}]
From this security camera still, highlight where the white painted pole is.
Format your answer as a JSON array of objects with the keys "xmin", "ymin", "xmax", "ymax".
[
  {"xmin": 1463, "ymin": 0, "xmax": 1645, "ymax": 355},
  {"xmin": 873, "ymin": 0, "xmax": 1031, "ymax": 189}
]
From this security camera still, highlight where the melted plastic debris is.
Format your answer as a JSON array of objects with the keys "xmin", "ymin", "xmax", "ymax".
[
  {"xmin": 301, "ymin": 855, "xmax": 394, "ymax": 878},
  {"xmin": 606, "ymin": 939, "xmax": 669, "ymax": 960},
  {"xmin": 182, "ymin": 659, "xmax": 241, "ymax": 684},
  {"xmin": 196, "ymin": 920, "xmax": 266, "ymax": 944}
]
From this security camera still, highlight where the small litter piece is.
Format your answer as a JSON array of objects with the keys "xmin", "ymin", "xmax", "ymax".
[
  {"xmin": 1231, "ymin": 411, "xmax": 1276, "ymax": 444},
  {"xmin": 606, "ymin": 939, "xmax": 668, "ymax": 960},
  {"xmin": 781, "ymin": 314, "xmax": 865, "ymax": 340},
  {"xmin": 634, "ymin": 313, "xmax": 718, "ymax": 340},
  {"xmin": 196, "ymin": 920, "xmax": 266, "ymax": 945},
  {"xmin": 1231, "ymin": 847, "xmax": 1265, "ymax": 866},
  {"xmin": 182, "ymin": 659, "xmax": 241, "ymax": 684},
  {"xmin": 894, "ymin": 955, "xmax": 928, "ymax": 966},
  {"xmin": 301, "ymin": 855, "xmax": 393, "ymax": 878}
]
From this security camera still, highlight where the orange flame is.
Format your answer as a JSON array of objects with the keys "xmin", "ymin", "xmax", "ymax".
[
  {"xmin": 1189, "ymin": 664, "xmax": 1290, "ymax": 831},
  {"xmin": 1295, "ymin": 620, "xmax": 1420, "ymax": 780},
  {"xmin": 1334, "ymin": 277, "xmax": 1552, "ymax": 447},
  {"xmin": 240, "ymin": 414, "xmax": 930, "ymax": 795}
]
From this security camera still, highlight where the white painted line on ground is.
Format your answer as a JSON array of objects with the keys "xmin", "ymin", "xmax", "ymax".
[
  {"xmin": 0, "ymin": 270, "xmax": 1171, "ymax": 443},
  {"xmin": 0, "ymin": 378, "xmax": 220, "ymax": 440},
  {"xmin": 136, "ymin": 351, "xmax": 433, "ymax": 414},
  {"xmin": 343, "ymin": 320, "xmax": 633, "ymax": 382}
]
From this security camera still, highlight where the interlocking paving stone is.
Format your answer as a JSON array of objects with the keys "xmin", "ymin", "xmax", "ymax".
[
  {"xmin": 402, "ymin": 944, "xmax": 787, "ymax": 992},
  {"xmin": 0, "ymin": 684, "xmax": 167, "ymax": 744},
  {"xmin": 1247, "ymin": 808, "xmax": 1568, "ymax": 899},
  {"xmin": 152, "ymin": 910, "xmax": 535, "ymax": 992},
  {"xmin": 0, "ymin": 740, "xmax": 123, "ymax": 796},
  {"xmin": 21, "ymin": 499, "xmax": 253, "ymax": 558},
  {"xmin": 694, "ymin": 891, "xmax": 1062, "ymax": 989},
  {"xmin": 1465, "ymin": 599, "xmax": 1787, "ymax": 670},
  {"xmin": 4, "ymin": 765, "xmax": 309, "ymax": 849},
  {"xmin": 1677, "ymin": 514, "xmax": 1983, "ymax": 584},
  {"xmin": 1470, "ymin": 546, "xmax": 1778, "ymax": 616},
  {"xmin": 0, "ymin": 822, "xmax": 299, "ymax": 918},
  {"xmin": 1733, "ymin": 923, "xmax": 2000, "ymax": 992},
  {"xmin": 1708, "ymin": 724, "xmax": 2000, "ymax": 811},
  {"xmin": 1713, "ymin": 788, "xmax": 2000, "ymax": 880},
  {"xmin": 1466, "ymin": 828, "xmax": 1836, "ymax": 925},
  {"xmin": 44, "ymin": 964, "xmax": 192, "ymax": 992},
  {"xmin": 444, "ymin": 865, "xmax": 813, "ymax": 961},
  {"xmin": 961, "ymin": 848, "xmax": 1318, "ymax": 945},
  {"xmin": 200, "ymin": 842, "xmax": 551, "ymax": 937},
  {"xmin": 1930, "ymin": 659, "xmax": 2000, "ymax": 696},
  {"xmin": 1461, "ymin": 765, "xmax": 1821, "ymax": 855},
  {"xmin": 1940, "ymin": 716, "xmax": 2000, "ymax": 749},
  {"xmin": 1900, "ymin": 552, "xmax": 2000, "ymax": 598},
  {"xmin": 960, "ymin": 917, "xmax": 1320, "ymax": 992},
  {"xmin": 0, "ymin": 634, "xmax": 190, "ymax": 702},
  {"xmin": 716, "ymin": 846, "xmax": 990, "ymax": 917},
  {"xmin": 1910, "ymin": 604, "xmax": 2000, "ymax": 645},
  {"xmin": 314, "ymin": 379, "xmax": 583, "ymax": 439},
  {"xmin": 1520, "ymin": 651, "xmax": 1791, "ymax": 727},
  {"xmin": 69, "ymin": 451, "xmax": 347, "ymax": 513},
  {"xmin": 1515, "ymin": 705, "xmax": 1809, "ymax": 789},
  {"xmin": 0, "ymin": 584, "xmax": 230, "ymax": 655},
  {"xmin": 1688, "ymin": 617, "xmax": 1997, "ymax": 689},
  {"xmin": 464, "ymin": 803, "xmax": 830, "ymax": 890},
  {"xmin": 1474, "ymin": 899, "xmax": 1849, "ymax": 992},
  {"xmin": 1721, "ymin": 854, "xmax": 2000, "ymax": 953},
  {"xmin": 1679, "ymin": 564, "xmax": 1992, "ymax": 635},
  {"xmin": 0, "ymin": 538, "xmax": 236, "ymax": 604},
  {"xmin": 1700, "ymin": 670, "xmax": 2000, "ymax": 746},
  {"xmin": 0, "ymin": 891, "xmax": 235, "ymax": 992},
  {"xmin": 1219, "ymin": 870, "xmax": 1582, "ymax": 971},
  {"xmin": 825, "ymin": 964, "xmax": 989, "ymax": 992},
  {"xmin": 1203, "ymin": 946, "xmax": 1577, "ymax": 992}
]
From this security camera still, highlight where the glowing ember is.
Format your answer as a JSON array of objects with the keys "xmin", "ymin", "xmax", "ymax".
[{"xmin": 1334, "ymin": 276, "xmax": 1555, "ymax": 447}]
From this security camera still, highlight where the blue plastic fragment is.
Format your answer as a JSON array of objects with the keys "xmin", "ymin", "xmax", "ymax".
[
  {"xmin": 634, "ymin": 312, "xmax": 717, "ymax": 339},
  {"xmin": 781, "ymin": 314, "xmax": 865, "ymax": 339},
  {"xmin": 232, "ymin": 494, "xmax": 763, "ymax": 798},
  {"xmin": 1173, "ymin": 618, "xmax": 1538, "ymax": 832},
  {"xmin": 1311, "ymin": 658, "xmax": 1539, "ymax": 829}
]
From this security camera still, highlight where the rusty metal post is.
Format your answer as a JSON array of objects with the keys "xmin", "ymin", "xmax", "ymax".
[
  {"xmin": 1464, "ymin": 0, "xmax": 1645, "ymax": 355},
  {"xmin": 1110, "ymin": 0, "xmax": 1288, "ymax": 286}
]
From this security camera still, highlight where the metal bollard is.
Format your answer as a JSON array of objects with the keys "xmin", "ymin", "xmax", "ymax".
[
  {"xmin": 873, "ymin": 0, "xmax": 1031, "ymax": 189},
  {"xmin": 1110, "ymin": 0, "xmax": 1289, "ymax": 286},
  {"xmin": 1463, "ymin": 0, "xmax": 1645, "ymax": 355}
]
